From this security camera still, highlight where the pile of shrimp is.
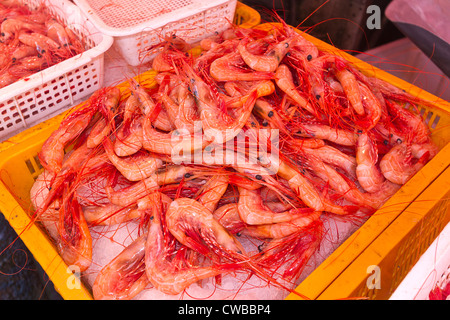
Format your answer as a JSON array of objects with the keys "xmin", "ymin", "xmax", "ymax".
[
  {"xmin": 0, "ymin": 0, "xmax": 86, "ymax": 89},
  {"xmin": 29, "ymin": 22, "xmax": 439, "ymax": 300}
]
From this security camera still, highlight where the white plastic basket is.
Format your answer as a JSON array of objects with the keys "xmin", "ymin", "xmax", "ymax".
[
  {"xmin": 0, "ymin": 0, "xmax": 114, "ymax": 142},
  {"xmin": 73, "ymin": 0, "xmax": 237, "ymax": 66},
  {"xmin": 390, "ymin": 222, "xmax": 450, "ymax": 300}
]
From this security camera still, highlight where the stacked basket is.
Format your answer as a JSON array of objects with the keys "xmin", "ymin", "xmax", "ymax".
[{"xmin": 0, "ymin": 0, "xmax": 114, "ymax": 142}]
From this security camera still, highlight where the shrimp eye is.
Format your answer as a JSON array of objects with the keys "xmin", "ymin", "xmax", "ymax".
[
  {"xmin": 315, "ymin": 94, "xmax": 321, "ymax": 100},
  {"xmin": 307, "ymin": 54, "xmax": 312, "ymax": 61},
  {"xmin": 285, "ymin": 52, "xmax": 291, "ymax": 57},
  {"xmin": 396, "ymin": 138, "xmax": 402, "ymax": 144},
  {"xmin": 12, "ymin": 57, "xmax": 16, "ymax": 62},
  {"xmin": 284, "ymin": 42, "xmax": 289, "ymax": 48},
  {"xmin": 150, "ymin": 216, "xmax": 154, "ymax": 220},
  {"xmin": 262, "ymin": 121, "xmax": 268, "ymax": 127},
  {"xmin": 184, "ymin": 173, "xmax": 192, "ymax": 178},
  {"xmin": 257, "ymin": 243, "xmax": 264, "ymax": 252},
  {"xmin": 255, "ymin": 174, "xmax": 262, "ymax": 180},
  {"xmin": 383, "ymin": 140, "xmax": 389, "ymax": 145},
  {"xmin": 268, "ymin": 111, "xmax": 274, "ymax": 118},
  {"xmin": 357, "ymin": 129, "xmax": 363, "ymax": 134},
  {"xmin": 0, "ymin": 32, "xmax": 4, "ymax": 36}
]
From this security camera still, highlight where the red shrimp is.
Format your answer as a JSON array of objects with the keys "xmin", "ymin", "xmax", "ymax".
[
  {"xmin": 356, "ymin": 133, "xmax": 385, "ymax": 193},
  {"xmin": 93, "ymin": 234, "xmax": 149, "ymax": 300},
  {"xmin": 39, "ymin": 87, "xmax": 120, "ymax": 173},
  {"xmin": 145, "ymin": 193, "xmax": 240, "ymax": 295}
]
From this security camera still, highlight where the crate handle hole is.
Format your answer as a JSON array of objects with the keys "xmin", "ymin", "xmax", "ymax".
[{"xmin": 431, "ymin": 115, "xmax": 440, "ymax": 129}]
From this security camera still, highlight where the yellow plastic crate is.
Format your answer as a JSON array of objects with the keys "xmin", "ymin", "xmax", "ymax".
[
  {"xmin": 234, "ymin": 1, "xmax": 261, "ymax": 28},
  {"xmin": 317, "ymin": 163, "xmax": 450, "ymax": 300},
  {"xmin": 1, "ymin": 22, "xmax": 449, "ymax": 300}
]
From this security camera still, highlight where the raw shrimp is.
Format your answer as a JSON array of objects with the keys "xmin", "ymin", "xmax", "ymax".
[
  {"xmin": 185, "ymin": 62, "xmax": 259, "ymax": 143},
  {"xmin": 11, "ymin": 44, "xmax": 37, "ymax": 62},
  {"xmin": 334, "ymin": 67, "xmax": 364, "ymax": 115},
  {"xmin": 92, "ymin": 234, "xmax": 149, "ymax": 300},
  {"xmin": 279, "ymin": 163, "xmax": 354, "ymax": 215},
  {"xmin": 1, "ymin": 18, "xmax": 44, "ymax": 42},
  {"xmin": 295, "ymin": 123, "xmax": 358, "ymax": 146},
  {"xmin": 196, "ymin": 174, "xmax": 229, "ymax": 213},
  {"xmin": 212, "ymin": 203, "xmax": 246, "ymax": 235},
  {"xmin": 57, "ymin": 187, "xmax": 92, "ymax": 272},
  {"xmin": 210, "ymin": 51, "xmax": 274, "ymax": 82},
  {"xmin": 241, "ymin": 210, "xmax": 321, "ymax": 239},
  {"xmin": 106, "ymin": 165, "xmax": 191, "ymax": 207},
  {"xmin": 379, "ymin": 142, "xmax": 434, "ymax": 185},
  {"xmin": 83, "ymin": 203, "xmax": 140, "ymax": 226},
  {"xmin": 141, "ymin": 115, "xmax": 206, "ymax": 156},
  {"xmin": 103, "ymin": 138, "xmax": 164, "ymax": 181},
  {"xmin": 145, "ymin": 193, "xmax": 239, "ymax": 295},
  {"xmin": 237, "ymin": 36, "xmax": 293, "ymax": 72},
  {"xmin": 114, "ymin": 116, "xmax": 144, "ymax": 157},
  {"xmin": 129, "ymin": 78, "xmax": 174, "ymax": 132},
  {"xmin": 166, "ymin": 197, "xmax": 246, "ymax": 258},
  {"xmin": 39, "ymin": 87, "xmax": 120, "ymax": 173},
  {"xmin": 356, "ymin": 133, "xmax": 385, "ymax": 193},
  {"xmin": 386, "ymin": 100, "xmax": 432, "ymax": 144},
  {"xmin": 275, "ymin": 64, "xmax": 315, "ymax": 115},
  {"xmin": 356, "ymin": 82, "xmax": 382, "ymax": 131},
  {"xmin": 238, "ymin": 187, "xmax": 312, "ymax": 225},
  {"xmin": 302, "ymin": 145, "xmax": 357, "ymax": 179}
]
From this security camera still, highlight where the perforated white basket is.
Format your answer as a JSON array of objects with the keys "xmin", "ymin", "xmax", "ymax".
[
  {"xmin": 0, "ymin": 0, "xmax": 113, "ymax": 142},
  {"xmin": 73, "ymin": 0, "xmax": 237, "ymax": 66}
]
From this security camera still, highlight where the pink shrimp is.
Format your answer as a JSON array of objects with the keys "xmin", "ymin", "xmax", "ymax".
[
  {"xmin": 275, "ymin": 64, "xmax": 316, "ymax": 115},
  {"xmin": 114, "ymin": 116, "xmax": 144, "ymax": 157},
  {"xmin": 356, "ymin": 133, "xmax": 385, "ymax": 193},
  {"xmin": 295, "ymin": 123, "xmax": 358, "ymax": 146},
  {"xmin": 303, "ymin": 145, "xmax": 357, "ymax": 179},
  {"xmin": 196, "ymin": 174, "xmax": 229, "ymax": 213},
  {"xmin": 57, "ymin": 186, "xmax": 92, "ymax": 272},
  {"xmin": 334, "ymin": 67, "xmax": 364, "ymax": 115},
  {"xmin": 237, "ymin": 36, "xmax": 293, "ymax": 72},
  {"xmin": 92, "ymin": 234, "xmax": 149, "ymax": 300},
  {"xmin": 83, "ymin": 202, "xmax": 140, "ymax": 226},
  {"xmin": 145, "ymin": 193, "xmax": 239, "ymax": 295},
  {"xmin": 103, "ymin": 137, "xmax": 164, "ymax": 181},
  {"xmin": 39, "ymin": 87, "xmax": 119, "ymax": 173},
  {"xmin": 241, "ymin": 210, "xmax": 321, "ymax": 239},
  {"xmin": 237, "ymin": 187, "xmax": 313, "ymax": 225},
  {"xmin": 210, "ymin": 51, "xmax": 274, "ymax": 82},
  {"xmin": 386, "ymin": 100, "xmax": 432, "ymax": 144},
  {"xmin": 1, "ymin": 18, "xmax": 44, "ymax": 42},
  {"xmin": 379, "ymin": 143, "xmax": 432, "ymax": 185},
  {"xmin": 106, "ymin": 165, "xmax": 190, "ymax": 207},
  {"xmin": 212, "ymin": 203, "xmax": 246, "ymax": 235},
  {"xmin": 166, "ymin": 197, "xmax": 245, "ymax": 257},
  {"xmin": 184, "ymin": 62, "xmax": 259, "ymax": 143}
]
